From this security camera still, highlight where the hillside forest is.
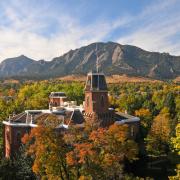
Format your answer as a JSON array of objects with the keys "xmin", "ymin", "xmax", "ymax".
[{"xmin": 0, "ymin": 80, "xmax": 179, "ymax": 179}]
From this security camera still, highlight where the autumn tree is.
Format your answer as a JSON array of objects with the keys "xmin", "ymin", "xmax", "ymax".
[
  {"xmin": 66, "ymin": 124, "xmax": 138, "ymax": 179},
  {"xmin": 1, "ymin": 80, "xmax": 180, "ymax": 179},
  {"xmin": 171, "ymin": 123, "xmax": 180, "ymax": 155},
  {"xmin": 146, "ymin": 108, "xmax": 171, "ymax": 155},
  {"xmin": 8, "ymin": 88, "xmax": 16, "ymax": 97},
  {"xmin": 135, "ymin": 107, "xmax": 152, "ymax": 147},
  {"xmin": 135, "ymin": 108, "xmax": 152, "ymax": 128},
  {"xmin": 22, "ymin": 114, "xmax": 70, "ymax": 180},
  {"xmin": 169, "ymin": 123, "xmax": 180, "ymax": 180}
]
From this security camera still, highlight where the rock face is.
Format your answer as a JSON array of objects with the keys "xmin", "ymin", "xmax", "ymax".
[
  {"xmin": 0, "ymin": 42, "xmax": 180, "ymax": 80},
  {"xmin": 0, "ymin": 55, "xmax": 35, "ymax": 77}
]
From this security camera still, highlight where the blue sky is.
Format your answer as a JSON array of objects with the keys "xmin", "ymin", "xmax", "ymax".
[{"xmin": 0, "ymin": 0, "xmax": 180, "ymax": 62}]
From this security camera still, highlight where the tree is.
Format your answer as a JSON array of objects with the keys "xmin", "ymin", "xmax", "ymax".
[
  {"xmin": 135, "ymin": 108, "xmax": 152, "ymax": 141},
  {"xmin": 171, "ymin": 123, "xmax": 180, "ymax": 155},
  {"xmin": 8, "ymin": 88, "xmax": 16, "ymax": 97},
  {"xmin": 22, "ymin": 115, "xmax": 70, "ymax": 180},
  {"xmin": 0, "ymin": 158, "xmax": 18, "ymax": 180},
  {"xmin": 169, "ymin": 123, "xmax": 180, "ymax": 180},
  {"xmin": 15, "ymin": 145, "xmax": 36, "ymax": 180},
  {"xmin": 164, "ymin": 92, "xmax": 176, "ymax": 116},
  {"xmin": 135, "ymin": 108, "xmax": 152, "ymax": 129},
  {"xmin": 66, "ymin": 124, "xmax": 138, "ymax": 179},
  {"xmin": 146, "ymin": 108, "xmax": 171, "ymax": 155}
]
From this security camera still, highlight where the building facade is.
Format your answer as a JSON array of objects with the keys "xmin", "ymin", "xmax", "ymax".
[
  {"xmin": 84, "ymin": 72, "xmax": 114, "ymax": 127},
  {"xmin": 3, "ymin": 71, "xmax": 140, "ymax": 158}
]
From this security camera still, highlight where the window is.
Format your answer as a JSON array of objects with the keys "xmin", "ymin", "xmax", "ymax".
[
  {"xmin": 99, "ymin": 75, "xmax": 107, "ymax": 90},
  {"xmin": 6, "ymin": 131, "xmax": 10, "ymax": 144},
  {"xmin": 86, "ymin": 96, "xmax": 89, "ymax": 107},
  {"xmin": 101, "ymin": 95, "xmax": 104, "ymax": 107},
  {"xmin": 86, "ymin": 76, "xmax": 91, "ymax": 89},
  {"xmin": 16, "ymin": 132, "xmax": 21, "ymax": 144},
  {"xmin": 87, "ymin": 79, "xmax": 91, "ymax": 86},
  {"xmin": 131, "ymin": 126, "xmax": 134, "ymax": 137}
]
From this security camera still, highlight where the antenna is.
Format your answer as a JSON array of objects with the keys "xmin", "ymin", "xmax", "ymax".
[
  {"xmin": 96, "ymin": 43, "xmax": 100, "ymax": 90},
  {"xmin": 96, "ymin": 43, "xmax": 99, "ymax": 73}
]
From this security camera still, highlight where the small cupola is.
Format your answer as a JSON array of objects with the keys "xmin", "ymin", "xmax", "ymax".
[{"xmin": 49, "ymin": 92, "xmax": 67, "ymax": 107}]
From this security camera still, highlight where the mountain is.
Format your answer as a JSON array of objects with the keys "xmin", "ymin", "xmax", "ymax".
[
  {"xmin": 0, "ymin": 42, "xmax": 180, "ymax": 80},
  {"xmin": 0, "ymin": 55, "xmax": 35, "ymax": 77},
  {"xmin": 0, "ymin": 55, "xmax": 49, "ymax": 79}
]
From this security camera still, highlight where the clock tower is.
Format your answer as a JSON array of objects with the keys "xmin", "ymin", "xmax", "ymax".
[{"xmin": 84, "ymin": 71, "xmax": 114, "ymax": 127}]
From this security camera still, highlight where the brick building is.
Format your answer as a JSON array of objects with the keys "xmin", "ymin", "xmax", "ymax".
[{"xmin": 3, "ymin": 71, "xmax": 140, "ymax": 158}]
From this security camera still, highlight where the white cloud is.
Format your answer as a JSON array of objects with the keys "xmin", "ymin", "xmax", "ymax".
[
  {"xmin": 118, "ymin": 0, "xmax": 180, "ymax": 55},
  {"xmin": 0, "ymin": 0, "xmax": 179, "ymax": 63},
  {"xmin": 0, "ymin": 0, "xmax": 130, "ymax": 62}
]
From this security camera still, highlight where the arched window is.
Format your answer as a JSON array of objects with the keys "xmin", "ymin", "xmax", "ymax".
[
  {"xmin": 6, "ymin": 131, "xmax": 10, "ymax": 145},
  {"xmin": 86, "ymin": 96, "xmax": 89, "ymax": 107},
  {"xmin": 101, "ymin": 95, "xmax": 104, "ymax": 107}
]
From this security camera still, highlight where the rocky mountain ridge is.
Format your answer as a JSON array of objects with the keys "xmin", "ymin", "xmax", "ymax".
[{"xmin": 0, "ymin": 42, "xmax": 179, "ymax": 80}]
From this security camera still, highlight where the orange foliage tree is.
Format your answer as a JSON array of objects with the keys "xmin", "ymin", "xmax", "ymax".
[
  {"xmin": 22, "ymin": 114, "xmax": 70, "ymax": 180},
  {"xmin": 65, "ymin": 124, "xmax": 138, "ymax": 179},
  {"xmin": 8, "ymin": 88, "xmax": 16, "ymax": 97},
  {"xmin": 22, "ymin": 114, "xmax": 138, "ymax": 179}
]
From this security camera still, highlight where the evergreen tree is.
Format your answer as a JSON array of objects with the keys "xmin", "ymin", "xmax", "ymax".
[
  {"xmin": 15, "ymin": 145, "xmax": 36, "ymax": 180},
  {"xmin": 0, "ymin": 158, "xmax": 18, "ymax": 180}
]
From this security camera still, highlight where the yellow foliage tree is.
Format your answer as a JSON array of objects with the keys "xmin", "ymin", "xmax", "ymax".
[
  {"xmin": 146, "ymin": 108, "xmax": 171, "ymax": 155},
  {"xmin": 135, "ymin": 108, "xmax": 152, "ymax": 128},
  {"xmin": 169, "ymin": 123, "xmax": 180, "ymax": 180}
]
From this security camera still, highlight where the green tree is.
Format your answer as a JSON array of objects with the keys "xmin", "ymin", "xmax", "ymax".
[
  {"xmin": 15, "ymin": 145, "xmax": 36, "ymax": 180},
  {"xmin": 0, "ymin": 158, "xmax": 18, "ymax": 180}
]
